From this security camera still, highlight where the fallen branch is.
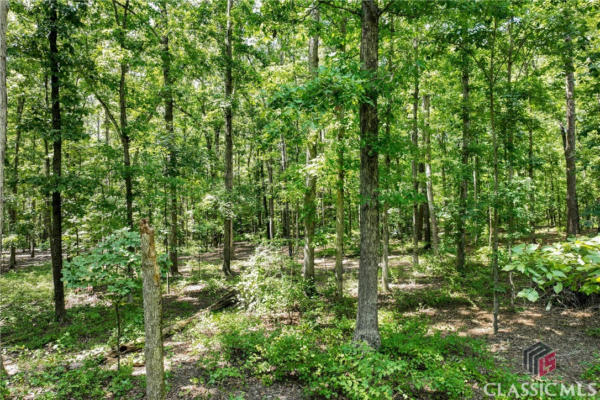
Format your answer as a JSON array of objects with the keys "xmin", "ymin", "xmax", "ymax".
[{"xmin": 103, "ymin": 287, "xmax": 239, "ymax": 362}]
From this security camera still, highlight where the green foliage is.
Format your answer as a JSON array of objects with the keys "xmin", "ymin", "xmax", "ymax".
[
  {"xmin": 582, "ymin": 354, "xmax": 600, "ymax": 383},
  {"xmin": 63, "ymin": 228, "xmax": 141, "ymax": 303},
  {"xmin": 235, "ymin": 246, "xmax": 308, "ymax": 314},
  {"xmin": 208, "ymin": 317, "xmax": 519, "ymax": 400},
  {"xmin": 23, "ymin": 358, "xmax": 139, "ymax": 400},
  {"xmin": 503, "ymin": 236, "xmax": 600, "ymax": 304}
]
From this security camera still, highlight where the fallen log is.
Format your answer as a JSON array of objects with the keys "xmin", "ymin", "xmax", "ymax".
[{"xmin": 103, "ymin": 287, "xmax": 239, "ymax": 361}]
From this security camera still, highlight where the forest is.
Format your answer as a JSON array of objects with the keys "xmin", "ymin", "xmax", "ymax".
[{"xmin": 0, "ymin": 0, "xmax": 599, "ymax": 398}]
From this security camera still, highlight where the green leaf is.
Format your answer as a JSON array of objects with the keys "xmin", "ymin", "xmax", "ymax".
[
  {"xmin": 517, "ymin": 288, "xmax": 539, "ymax": 302},
  {"xmin": 553, "ymin": 282, "xmax": 563, "ymax": 294}
]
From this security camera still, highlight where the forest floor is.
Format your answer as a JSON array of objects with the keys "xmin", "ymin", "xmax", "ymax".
[{"xmin": 1, "ymin": 232, "xmax": 599, "ymax": 399}]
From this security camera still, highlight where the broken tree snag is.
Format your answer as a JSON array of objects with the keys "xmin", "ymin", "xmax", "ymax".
[{"xmin": 139, "ymin": 218, "xmax": 165, "ymax": 400}]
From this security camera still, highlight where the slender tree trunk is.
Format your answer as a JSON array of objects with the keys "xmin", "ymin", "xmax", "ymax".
[
  {"xmin": 139, "ymin": 219, "xmax": 165, "ymax": 400},
  {"xmin": 488, "ymin": 19, "xmax": 499, "ymax": 334},
  {"xmin": 335, "ymin": 18, "xmax": 347, "ymax": 298},
  {"xmin": 353, "ymin": 0, "xmax": 381, "ymax": 349},
  {"xmin": 162, "ymin": 3, "xmax": 178, "ymax": 274},
  {"xmin": 49, "ymin": 0, "xmax": 66, "ymax": 322},
  {"xmin": 280, "ymin": 134, "xmax": 292, "ymax": 256},
  {"xmin": 505, "ymin": 24, "xmax": 516, "ymax": 306},
  {"xmin": 381, "ymin": 118, "xmax": 391, "ymax": 293},
  {"xmin": 381, "ymin": 17, "xmax": 394, "ymax": 293},
  {"xmin": 222, "ymin": 0, "xmax": 234, "ymax": 276},
  {"xmin": 563, "ymin": 34, "xmax": 579, "ymax": 237},
  {"xmin": 528, "ymin": 98, "xmax": 536, "ymax": 242},
  {"xmin": 456, "ymin": 50, "xmax": 470, "ymax": 274},
  {"xmin": 8, "ymin": 98, "xmax": 24, "ymax": 269},
  {"xmin": 267, "ymin": 161, "xmax": 275, "ymax": 239},
  {"xmin": 115, "ymin": 0, "xmax": 133, "ymax": 229},
  {"xmin": 423, "ymin": 95, "xmax": 439, "ymax": 255},
  {"xmin": 303, "ymin": 3, "xmax": 319, "ymax": 291},
  {"xmin": 43, "ymin": 137, "xmax": 51, "ymax": 243},
  {"xmin": 411, "ymin": 38, "xmax": 420, "ymax": 267},
  {"xmin": 0, "ymin": 0, "xmax": 7, "ymax": 277}
]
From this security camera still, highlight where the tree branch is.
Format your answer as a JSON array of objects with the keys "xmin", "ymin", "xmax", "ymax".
[{"xmin": 318, "ymin": 0, "xmax": 360, "ymax": 17}]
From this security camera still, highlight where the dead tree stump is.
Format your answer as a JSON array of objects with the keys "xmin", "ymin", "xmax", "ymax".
[{"xmin": 140, "ymin": 219, "xmax": 165, "ymax": 400}]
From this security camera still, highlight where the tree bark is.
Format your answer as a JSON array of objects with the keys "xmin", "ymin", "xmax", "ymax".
[
  {"xmin": 423, "ymin": 95, "xmax": 439, "ymax": 255},
  {"xmin": 139, "ymin": 219, "xmax": 165, "ymax": 400},
  {"xmin": 381, "ymin": 16, "xmax": 393, "ymax": 293},
  {"xmin": 0, "ymin": 0, "xmax": 7, "ymax": 274},
  {"xmin": 488, "ymin": 19, "xmax": 499, "ymax": 334},
  {"xmin": 528, "ymin": 97, "xmax": 536, "ymax": 243},
  {"xmin": 114, "ymin": 0, "xmax": 134, "ymax": 229},
  {"xmin": 49, "ymin": 0, "xmax": 66, "ymax": 322},
  {"xmin": 8, "ymin": 97, "xmax": 24, "ymax": 269},
  {"xmin": 353, "ymin": 0, "xmax": 381, "ymax": 349},
  {"xmin": 303, "ymin": 3, "xmax": 319, "ymax": 291},
  {"xmin": 563, "ymin": 34, "xmax": 579, "ymax": 237},
  {"xmin": 161, "ymin": 3, "xmax": 178, "ymax": 274},
  {"xmin": 280, "ymin": 134, "xmax": 292, "ymax": 256},
  {"xmin": 222, "ymin": 0, "xmax": 234, "ymax": 276},
  {"xmin": 411, "ymin": 37, "xmax": 420, "ymax": 267},
  {"xmin": 335, "ymin": 18, "xmax": 347, "ymax": 298},
  {"xmin": 456, "ymin": 49, "xmax": 469, "ymax": 274},
  {"xmin": 267, "ymin": 161, "xmax": 275, "ymax": 240}
]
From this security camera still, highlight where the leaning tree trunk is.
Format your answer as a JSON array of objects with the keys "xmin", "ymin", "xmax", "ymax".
[
  {"xmin": 49, "ymin": 0, "xmax": 66, "ymax": 322},
  {"xmin": 353, "ymin": 0, "xmax": 381, "ymax": 349},
  {"xmin": 139, "ymin": 219, "xmax": 165, "ymax": 400},
  {"xmin": 563, "ymin": 34, "xmax": 579, "ymax": 237},
  {"xmin": 303, "ymin": 3, "xmax": 319, "ymax": 291},
  {"xmin": 222, "ymin": 0, "xmax": 234, "ymax": 276}
]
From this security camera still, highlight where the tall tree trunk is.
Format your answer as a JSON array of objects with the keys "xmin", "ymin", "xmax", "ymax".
[
  {"xmin": 335, "ymin": 18, "xmax": 347, "ymax": 298},
  {"xmin": 381, "ymin": 16, "xmax": 394, "ymax": 293},
  {"xmin": 423, "ymin": 95, "xmax": 439, "ymax": 255},
  {"xmin": 280, "ymin": 134, "xmax": 292, "ymax": 256},
  {"xmin": 139, "ymin": 219, "xmax": 165, "ymax": 400},
  {"xmin": 49, "ymin": 0, "xmax": 66, "ymax": 322},
  {"xmin": 456, "ymin": 49, "xmax": 470, "ymax": 274},
  {"xmin": 563, "ymin": 33, "xmax": 579, "ymax": 237},
  {"xmin": 505, "ymin": 22, "xmax": 516, "ymax": 305},
  {"xmin": 0, "ymin": 0, "xmax": 8, "ymax": 277},
  {"xmin": 267, "ymin": 161, "xmax": 275, "ymax": 239},
  {"xmin": 115, "ymin": 0, "xmax": 133, "ymax": 229},
  {"xmin": 528, "ymin": 97, "xmax": 536, "ymax": 242},
  {"xmin": 8, "ymin": 97, "xmax": 24, "ymax": 269},
  {"xmin": 303, "ymin": 3, "xmax": 319, "ymax": 291},
  {"xmin": 162, "ymin": 3, "xmax": 178, "ymax": 274},
  {"xmin": 411, "ymin": 37, "xmax": 420, "ymax": 267},
  {"xmin": 489, "ymin": 19, "xmax": 499, "ymax": 334},
  {"xmin": 222, "ymin": 0, "xmax": 234, "ymax": 276},
  {"xmin": 354, "ymin": 0, "xmax": 381, "ymax": 349}
]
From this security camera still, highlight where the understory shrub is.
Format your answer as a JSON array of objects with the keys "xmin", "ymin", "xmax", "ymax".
[
  {"xmin": 213, "ymin": 318, "xmax": 518, "ymax": 400},
  {"xmin": 503, "ymin": 235, "xmax": 600, "ymax": 307},
  {"xmin": 235, "ymin": 246, "xmax": 308, "ymax": 314}
]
